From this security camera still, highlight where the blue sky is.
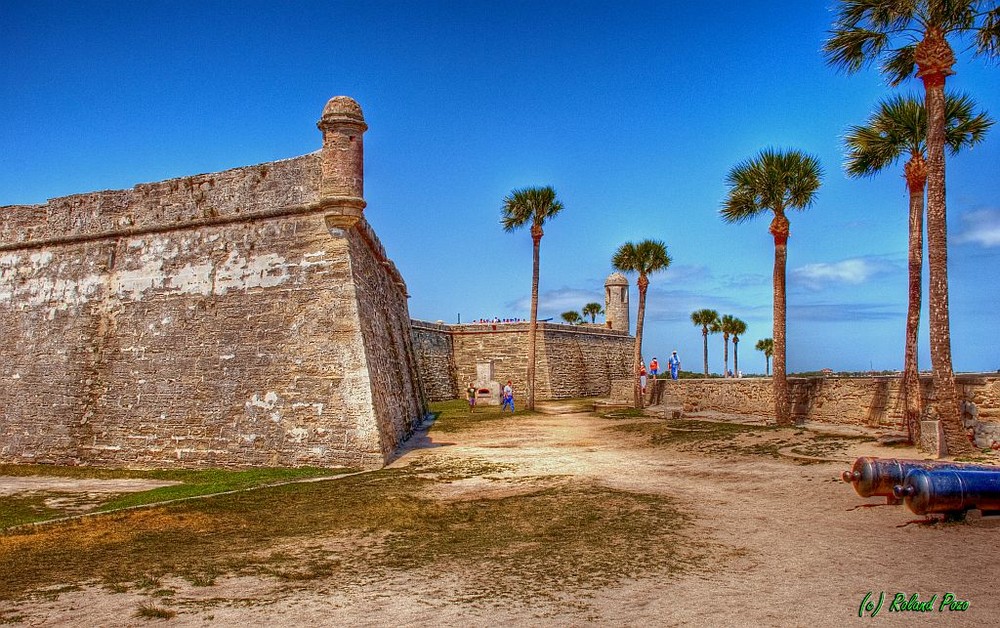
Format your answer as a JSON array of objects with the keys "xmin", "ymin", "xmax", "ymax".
[{"xmin": 3, "ymin": 1, "xmax": 999, "ymax": 374}]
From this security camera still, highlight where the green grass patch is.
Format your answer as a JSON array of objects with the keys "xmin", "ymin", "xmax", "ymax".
[
  {"xmin": 95, "ymin": 467, "xmax": 355, "ymax": 511},
  {"xmin": 0, "ymin": 462, "xmax": 697, "ymax": 605},
  {"xmin": 0, "ymin": 494, "xmax": 68, "ymax": 529},
  {"xmin": 0, "ymin": 467, "xmax": 356, "ymax": 529},
  {"xmin": 428, "ymin": 399, "xmax": 531, "ymax": 433}
]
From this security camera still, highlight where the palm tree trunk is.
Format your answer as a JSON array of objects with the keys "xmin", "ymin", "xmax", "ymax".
[
  {"xmin": 733, "ymin": 337, "xmax": 740, "ymax": 376},
  {"xmin": 722, "ymin": 334, "xmax": 729, "ymax": 378},
  {"xmin": 770, "ymin": 212, "xmax": 791, "ymax": 425},
  {"xmin": 903, "ymin": 156, "xmax": 926, "ymax": 445},
  {"xmin": 527, "ymin": 226, "xmax": 542, "ymax": 411},
  {"xmin": 702, "ymin": 328, "xmax": 709, "ymax": 376},
  {"xmin": 766, "ymin": 356, "xmax": 771, "ymax": 377},
  {"xmin": 920, "ymin": 50, "xmax": 970, "ymax": 454},
  {"xmin": 633, "ymin": 276, "xmax": 648, "ymax": 408}
]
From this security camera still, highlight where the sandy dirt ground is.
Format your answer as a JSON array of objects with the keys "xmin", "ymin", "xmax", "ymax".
[{"xmin": 3, "ymin": 404, "xmax": 998, "ymax": 627}]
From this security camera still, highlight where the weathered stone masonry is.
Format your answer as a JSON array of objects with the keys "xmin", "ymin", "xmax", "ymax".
[
  {"xmin": 412, "ymin": 321, "xmax": 633, "ymax": 402},
  {"xmin": 639, "ymin": 374, "xmax": 1000, "ymax": 447},
  {"xmin": 0, "ymin": 96, "xmax": 426, "ymax": 469}
]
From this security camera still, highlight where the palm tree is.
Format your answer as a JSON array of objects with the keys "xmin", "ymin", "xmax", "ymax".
[
  {"xmin": 690, "ymin": 309, "xmax": 721, "ymax": 376},
  {"xmin": 561, "ymin": 310, "xmax": 583, "ymax": 325},
  {"xmin": 501, "ymin": 186, "xmax": 564, "ymax": 411},
  {"xmin": 756, "ymin": 338, "xmax": 774, "ymax": 376},
  {"xmin": 825, "ymin": 0, "xmax": 999, "ymax": 452},
  {"xmin": 730, "ymin": 317, "xmax": 748, "ymax": 377},
  {"xmin": 582, "ymin": 302, "xmax": 604, "ymax": 324},
  {"xmin": 721, "ymin": 149, "xmax": 822, "ymax": 425},
  {"xmin": 844, "ymin": 92, "xmax": 992, "ymax": 444},
  {"xmin": 612, "ymin": 240, "xmax": 673, "ymax": 408},
  {"xmin": 719, "ymin": 314, "xmax": 747, "ymax": 377}
]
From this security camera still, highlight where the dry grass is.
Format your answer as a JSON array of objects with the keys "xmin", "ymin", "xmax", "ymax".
[{"xmin": 0, "ymin": 456, "xmax": 695, "ymax": 605}]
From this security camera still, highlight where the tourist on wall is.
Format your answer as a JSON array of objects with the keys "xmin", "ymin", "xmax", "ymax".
[
  {"xmin": 649, "ymin": 357, "xmax": 659, "ymax": 378},
  {"xmin": 668, "ymin": 351, "xmax": 681, "ymax": 380}
]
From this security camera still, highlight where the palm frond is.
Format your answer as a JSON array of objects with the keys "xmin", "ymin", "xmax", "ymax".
[
  {"xmin": 612, "ymin": 240, "xmax": 671, "ymax": 276},
  {"xmin": 500, "ymin": 185, "xmax": 563, "ymax": 233},
  {"xmin": 843, "ymin": 93, "xmax": 924, "ymax": 177},
  {"xmin": 976, "ymin": 5, "xmax": 1000, "ymax": 56},
  {"xmin": 721, "ymin": 148, "xmax": 822, "ymax": 223},
  {"xmin": 881, "ymin": 43, "xmax": 918, "ymax": 85},
  {"xmin": 824, "ymin": 28, "xmax": 890, "ymax": 71},
  {"xmin": 943, "ymin": 91, "xmax": 994, "ymax": 154}
]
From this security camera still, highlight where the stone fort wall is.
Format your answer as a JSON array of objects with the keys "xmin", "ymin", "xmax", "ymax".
[
  {"xmin": 0, "ymin": 97, "xmax": 426, "ymax": 469},
  {"xmin": 412, "ymin": 321, "xmax": 633, "ymax": 401}
]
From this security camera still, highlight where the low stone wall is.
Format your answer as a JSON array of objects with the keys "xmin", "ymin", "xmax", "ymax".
[
  {"xmin": 653, "ymin": 375, "xmax": 1000, "ymax": 447},
  {"xmin": 412, "ymin": 321, "xmax": 632, "ymax": 401}
]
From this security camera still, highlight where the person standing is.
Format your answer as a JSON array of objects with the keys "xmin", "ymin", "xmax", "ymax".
[
  {"xmin": 501, "ymin": 380, "xmax": 515, "ymax": 413},
  {"xmin": 639, "ymin": 364, "xmax": 648, "ymax": 394},
  {"xmin": 466, "ymin": 382, "xmax": 477, "ymax": 412},
  {"xmin": 649, "ymin": 357, "xmax": 659, "ymax": 378},
  {"xmin": 668, "ymin": 351, "xmax": 681, "ymax": 380}
]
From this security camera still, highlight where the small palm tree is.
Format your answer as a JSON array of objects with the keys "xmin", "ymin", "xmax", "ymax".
[
  {"xmin": 502, "ymin": 186, "xmax": 564, "ymax": 411},
  {"xmin": 756, "ymin": 338, "xmax": 774, "ymax": 376},
  {"xmin": 690, "ymin": 309, "xmax": 720, "ymax": 376},
  {"xmin": 844, "ymin": 92, "xmax": 992, "ymax": 444},
  {"xmin": 721, "ymin": 148, "xmax": 822, "ymax": 425},
  {"xmin": 719, "ymin": 314, "xmax": 735, "ymax": 377},
  {"xmin": 824, "ymin": 0, "xmax": 999, "ymax": 451},
  {"xmin": 582, "ymin": 302, "xmax": 604, "ymax": 324},
  {"xmin": 561, "ymin": 310, "xmax": 583, "ymax": 325},
  {"xmin": 612, "ymin": 240, "xmax": 672, "ymax": 408},
  {"xmin": 730, "ymin": 318, "xmax": 748, "ymax": 377}
]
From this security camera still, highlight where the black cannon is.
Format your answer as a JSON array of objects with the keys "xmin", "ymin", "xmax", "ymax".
[
  {"xmin": 893, "ymin": 467, "xmax": 1000, "ymax": 517},
  {"xmin": 842, "ymin": 457, "xmax": 998, "ymax": 504}
]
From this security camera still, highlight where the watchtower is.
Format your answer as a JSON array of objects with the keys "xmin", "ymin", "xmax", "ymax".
[
  {"xmin": 604, "ymin": 272, "xmax": 630, "ymax": 332},
  {"xmin": 318, "ymin": 96, "xmax": 368, "ymax": 229}
]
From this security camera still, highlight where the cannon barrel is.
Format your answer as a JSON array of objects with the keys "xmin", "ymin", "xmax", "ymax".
[
  {"xmin": 894, "ymin": 467, "xmax": 1000, "ymax": 516},
  {"xmin": 842, "ymin": 457, "xmax": 999, "ymax": 499}
]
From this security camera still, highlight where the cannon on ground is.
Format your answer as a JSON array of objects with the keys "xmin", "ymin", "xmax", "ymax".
[
  {"xmin": 842, "ymin": 457, "xmax": 998, "ymax": 504},
  {"xmin": 893, "ymin": 467, "xmax": 1000, "ymax": 517}
]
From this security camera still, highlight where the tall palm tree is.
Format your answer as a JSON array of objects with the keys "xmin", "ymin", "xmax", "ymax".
[
  {"xmin": 721, "ymin": 148, "xmax": 822, "ymax": 425},
  {"xmin": 825, "ymin": 0, "xmax": 999, "ymax": 452},
  {"xmin": 501, "ymin": 186, "xmax": 564, "ymax": 411},
  {"xmin": 756, "ymin": 338, "xmax": 774, "ymax": 376},
  {"xmin": 690, "ymin": 309, "xmax": 721, "ymax": 376},
  {"xmin": 844, "ymin": 92, "xmax": 992, "ymax": 444},
  {"xmin": 582, "ymin": 302, "xmax": 604, "ymax": 324},
  {"xmin": 561, "ymin": 310, "xmax": 583, "ymax": 325},
  {"xmin": 730, "ymin": 317, "xmax": 748, "ymax": 377},
  {"xmin": 612, "ymin": 240, "xmax": 673, "ymax": 408}
]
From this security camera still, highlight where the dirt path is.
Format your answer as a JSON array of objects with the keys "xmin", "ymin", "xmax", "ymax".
[{"xmin": 4, "ymin": 407, "xmax": 998, "ymax": 626}]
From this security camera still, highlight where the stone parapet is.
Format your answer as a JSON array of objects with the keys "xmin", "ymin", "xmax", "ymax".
[{"xmin": 0, "ymin": 155, "xmax": 321, "ymax": 249}]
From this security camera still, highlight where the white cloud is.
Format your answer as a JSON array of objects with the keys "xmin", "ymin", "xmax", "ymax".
[
  {"xmin": 791, "ymin": 257, "xmax": 897, "ymax": 289},
  {"xmin": 955, "ymin": 209, "xmax": 1000, "ymax": 247}
]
